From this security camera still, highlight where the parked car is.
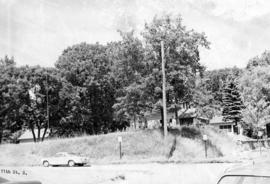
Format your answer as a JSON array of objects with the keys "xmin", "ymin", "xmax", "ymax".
[
  {"xmin": 217, "ymin": 162, "xmax": 270, "ymax": 184},
  {"xmin": 41, "ymin": 152, "xmax": 89, "ymax": 167},
  {"xmin": 0, "ymin": 176, "xmax": 41, "ymax": 184}
]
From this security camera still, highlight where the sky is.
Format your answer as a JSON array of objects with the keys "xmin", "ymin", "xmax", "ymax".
[{"xmin": 1, "ymin": 0, "xmax": 270, "ymax": 70}]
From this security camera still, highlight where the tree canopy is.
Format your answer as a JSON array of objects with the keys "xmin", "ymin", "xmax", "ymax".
[
  {"xmin": 9, "ymin": 13, "xmax": 270, "ymax": 141},
  {"xmin": 239, "ymin": 66, "xmax": 270, "ymax": 130}
]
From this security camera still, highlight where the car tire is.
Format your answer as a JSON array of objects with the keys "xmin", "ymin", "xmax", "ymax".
[
  {"xmin": 43, "ymin": 161, "xmax": 49, "ymax": 167},
  {"xmin": 68, "ymin": 160, "xmax": 75, "ymax": 167}
]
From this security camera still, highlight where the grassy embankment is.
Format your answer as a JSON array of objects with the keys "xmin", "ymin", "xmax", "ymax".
[{"xmin": 0, "ymin": 126, "xmax": 242, "ymax": 166}]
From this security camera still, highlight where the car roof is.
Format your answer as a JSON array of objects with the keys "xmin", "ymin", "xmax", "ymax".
[{"xmin": 224, "ymin": 162, "xmax": 270, "ymax": 177}]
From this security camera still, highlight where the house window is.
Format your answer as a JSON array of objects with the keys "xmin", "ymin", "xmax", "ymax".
[{"xmin": 219, "ymin": 125, "xmax": 232, "ymax": 132}]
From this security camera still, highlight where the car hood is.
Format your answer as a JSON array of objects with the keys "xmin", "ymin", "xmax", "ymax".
[
  {"xmin": 224, "ymin": 162, "xmax": 270, "ymax": 176},
  {"xmin": 3, "ymin": 181, "xmax": 41, "ymax": 184},
  {"xmin": 0, "ymin": 177, "xmax": 8, "ymax": 183}
]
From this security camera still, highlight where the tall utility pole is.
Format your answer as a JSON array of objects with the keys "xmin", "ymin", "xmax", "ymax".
[
  {"xmin": 161, "ymin": 41, "xmax": 167, "ymax": 138},
  {"xmin": 46, "ymin": 69, "xmax": 49, "ymax": 131}
]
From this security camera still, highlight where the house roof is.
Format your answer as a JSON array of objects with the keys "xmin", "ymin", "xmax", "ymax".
[
  {"xmin": 178, "ymin": 108, "xmax": 197, "ymax": 118},
  {"xmin": 145, "ymin": 111, "xmax": 175, "ymax": 121},
  {"xmin": 178, "ymin": 108, "xmax": 209, "ymax": 120},
  {"xmin": 145, "ymin": 108, "xmax": 209, "ymax": 121},
  {"xmin": 210, "ymin": 116, "xmax": 234, "ymax": 125},
  {"xmin": 18, "ymin": 129, "xmax": 50, "ymax": 140}
]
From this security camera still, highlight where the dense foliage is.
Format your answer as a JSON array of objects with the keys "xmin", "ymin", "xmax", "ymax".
[
  {"xmin": 194, "ymin": 67, "xmax": 243, "ymax": 119},
  {"xmin": 238, "ymin": 66, "xmax": 270, "ymax": 136},
  {"xmin": 0, "ymin": 14, "xmax": 210, "ymax": 142},
  {"xmin": 2, "ymin": 14, "xmax": 270, "ymax": 142}
]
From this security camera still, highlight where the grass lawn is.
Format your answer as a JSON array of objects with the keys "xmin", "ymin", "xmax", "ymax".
[{"xmin": 0, "ymin": 126, "xmax": 241, "ymax": 166}]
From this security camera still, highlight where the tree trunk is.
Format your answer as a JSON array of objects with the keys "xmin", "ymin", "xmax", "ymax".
[
  {"xmin": 174, "ymin": 104, "xmax": 179, "ymax": 125},
  {"xmin": 91, "ymin": 125, "xmax": 95, "ymax": 135},
  {"xmin": 144, "ymin": 118, "xmax": 148, "ymax": 129},
  {"xmin": 133, "ymin": 115, "xmax": 136, "ymax": 129},
  {"xmin": 41, "ymin": 126, "xmax": 48, "ymax": 141},
  {"xmin": 160, "ymin": 107, "xmax": 164, "ymax": 128},
  {"xmin": 30, "ymin": 126, "xmax": 36, "ymax": 142},
  {"xmin": 37, "ymin": 126, "xmax": 41, "ymax": 142}
]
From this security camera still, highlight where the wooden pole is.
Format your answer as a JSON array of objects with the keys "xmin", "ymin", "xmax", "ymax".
[
  {"xmin": 46, "ymin": 69, "xmax": 49, "ymax": 130},
  {"xmin": 161, "ymin": 41, "xmax": 167, "ymax": 138},
  {"xmin": 204, "ymin": 140, "xmax": 208, "ymax": 158},
  {"xmin": 119, "ymin": 142, "xmax": 122, "ymax": 159}
]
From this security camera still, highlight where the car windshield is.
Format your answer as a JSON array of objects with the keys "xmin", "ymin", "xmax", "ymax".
[
  {"xmin": 56, "ymin": 152, "xmax": 77, "ymax": 156},
  {"xmin": 218, "ymin": 176, "xmax": 270, "ymax": 184},
  {"xmin": 55, "ymin": 153, "xmax": 69, "ymax": 156}
]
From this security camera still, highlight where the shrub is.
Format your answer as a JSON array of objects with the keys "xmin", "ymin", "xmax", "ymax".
[
  {"xmin": 180, "ymin": 126, "xmax": 202, "ymax": 139},
  {"xmin": 168, "ymin": 126, "xmax": 201, "ymax": 139}
]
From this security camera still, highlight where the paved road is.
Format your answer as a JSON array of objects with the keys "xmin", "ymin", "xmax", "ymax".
[{"xmin": 0, "ymin": 163, "xmax": 235, "ymax": 184}]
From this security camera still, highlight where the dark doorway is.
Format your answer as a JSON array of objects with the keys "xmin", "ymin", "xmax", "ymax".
[
  {"xmin": 233, "ymin": 124, "xmax": 239, "ymax": 134},
  {"xmin": 266, "ymin": 123, "xmax": 270, "ymax": 137}
]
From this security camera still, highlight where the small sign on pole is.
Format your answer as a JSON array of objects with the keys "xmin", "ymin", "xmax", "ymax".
[
  {"xmin": 203, "ymin": 135, "xmax": 208, "ymax": 158},
  {"xmin": 118, "ymin": 136, "xmax": 122, "ymax": 143},
  {"xmin": 118, "ymin": 136, "xmax": 122, "ymax": 159},
  {"xmin": 203, "ymin": 135, "xmax": 208, "ymax": 141}
]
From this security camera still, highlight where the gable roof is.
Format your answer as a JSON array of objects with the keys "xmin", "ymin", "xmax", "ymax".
[
  {"xmin": 178, "ymin": 108, "xmax": 197, "ymax": 118},
  {"xmin": 178, "ymin": 108, "xmax": 209, "ymax": 120},
  {"xmin": 145, "ymin": 108, "xmax": 209, "ymax": 121},
  {"xmin": 210, "ymin": 116, "xmax": 234, "ymax": 125},
  {"xmin": 145, "ymin": 111, "xmax": 175, "ymax": 121}
]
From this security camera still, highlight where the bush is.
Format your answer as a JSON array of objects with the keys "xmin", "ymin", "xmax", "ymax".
[
  {"xmin": 168, "ymin": 126, "xmax": 202, "ymax": 139},
  {"xmin": 180, "ymin": 126, "xmax": 202, "ymax": 139}
]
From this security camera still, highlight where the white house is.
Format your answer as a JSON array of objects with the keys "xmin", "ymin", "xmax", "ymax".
[
  {"xmin": 210, "ymin": 116, "xmax": 242, "ymax": 134},
  {"xmin": 17, "ymin": 129, "xmax": 50, "ymax": 143},
  {"xmin": 145, "ymin": 108, "xmax": 209, "ymax": 128}
]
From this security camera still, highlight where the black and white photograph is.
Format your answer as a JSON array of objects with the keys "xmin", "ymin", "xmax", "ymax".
[{"xmin": 1, "ymin": 0, "xmax": 270, "ymax": 183}]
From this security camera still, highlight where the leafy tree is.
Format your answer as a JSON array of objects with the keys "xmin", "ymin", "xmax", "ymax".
[
  {"xmin": 0, "ymin": 56, "xmax": 30, "ymax": 143},
  {"xmin": 140, "ymin": 14, "xmax": 210, "ymax": 125},
  {"xmin": 0, "ymin": 55, "xmax": 15, "ymax": 67},
  {"xmin": 194, "ymin": 67, "xmax": 243, "ymax": 119},
  {"xmin": 52, "ymin": 78, "xmax": 82, "ymax": 137},
  {"xmin": 241, "ymin": 51, "xmax": 270, "ymax": 136},
  {"xmin": 0, "ymin": 57, "xmax": 18, "ymax": 142},
  {"xmin": 246, "ymin": 50, "xmax": 270, "ymax": 69},
  {"xmin": 55, "ymin": 43, "xmax": 116, "ymax": 135},
  {"xmin": 193, "ymin": 75, "xmax": 218, "ymax": 119},
  {"xmin": 239, "ymin": 66, "xmax": 270, "ymax": 134},
  {"xmin": 108, "ymin": 31, "xmax": 146, "ymax": 128},
  {"xmin": 17, "ymin": 66, "xmax": 59, "ymax": 142}
]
